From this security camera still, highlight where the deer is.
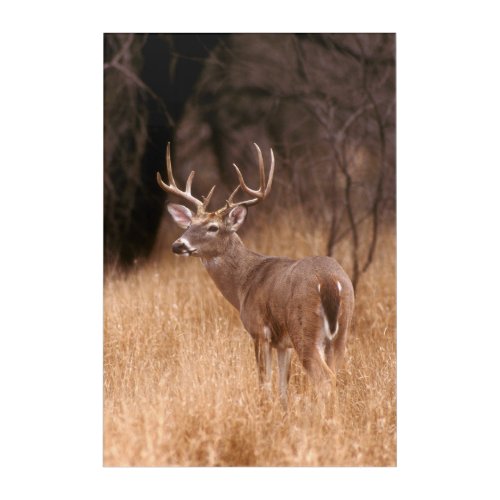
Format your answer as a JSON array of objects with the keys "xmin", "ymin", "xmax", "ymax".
[{"xmin": 157, "ymin": 143, "xmax": 354, "ymax": 409}]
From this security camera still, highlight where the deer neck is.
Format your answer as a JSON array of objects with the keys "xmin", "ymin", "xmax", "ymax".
[{"xmin": 201, "ymin": 234, "xmax": 262, "ymax": 310}]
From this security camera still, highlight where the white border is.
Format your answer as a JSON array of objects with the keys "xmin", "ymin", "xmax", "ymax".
[{"xmin": 2, "ymin": 1, "xmax": 500, "ymax": 499}]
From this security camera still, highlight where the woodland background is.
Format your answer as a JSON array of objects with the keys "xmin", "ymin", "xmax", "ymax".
[
  {"xmin": 104, "ymin": 33, "xmax": 395, "ymax": 287},
  {"xmin": 103, "ymin": 33, "xmax": 396, "ymax": 466},
  {"xmin": 3, "ymin": 2, "xmax": 499, "ymax": 495}
]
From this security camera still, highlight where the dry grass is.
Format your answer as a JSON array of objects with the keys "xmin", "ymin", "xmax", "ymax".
[{"xmin": 104, "ymin": 210, "xmax": 396, "ymax": 466}]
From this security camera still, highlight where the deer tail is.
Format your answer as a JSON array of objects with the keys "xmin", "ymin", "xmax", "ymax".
[{"xmin": 319, "ymin": 278, "xmax": 341, "ymax": 341}]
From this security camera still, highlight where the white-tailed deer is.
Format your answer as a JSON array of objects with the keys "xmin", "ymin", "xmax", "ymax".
[{"xmin": 158, "ymin": 143, "xmax": 354, "ymax": 408}]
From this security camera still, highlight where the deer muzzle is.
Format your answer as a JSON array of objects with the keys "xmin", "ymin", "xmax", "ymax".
[{"xmin": 172, "ymin": 238, "xmax": 196, "ymax": 256}]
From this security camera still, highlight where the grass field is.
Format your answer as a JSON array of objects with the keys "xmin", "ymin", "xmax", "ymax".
[{"xmin": 104, "ymin": 210, "xmax": 396, "ymax": 466}]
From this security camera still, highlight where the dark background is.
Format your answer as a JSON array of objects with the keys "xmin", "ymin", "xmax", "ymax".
[{"xmin": 104, "ymin": 33, "xmax": 395, "ymax": 286}]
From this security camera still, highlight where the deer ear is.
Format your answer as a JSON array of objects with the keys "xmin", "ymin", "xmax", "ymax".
[
  {"xmin": 167, "ymin": 203, "xmax": 193, "ymax": 229},
  {"xmin": 226, "ymin": 205, "xmax": 247, "ymax": 232}
]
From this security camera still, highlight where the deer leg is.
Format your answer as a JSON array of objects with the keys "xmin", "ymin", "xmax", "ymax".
[
  {"xmin": 295, "ymin": 337, "xmax": 337, "ymax": 395},
  {"xmin": 328, "ymin": 316, "xmax": 350, "ymax": 372},
  {"xmin": 324, "ymin": 340, "xmax": 335, "ymax": 371},
  {"xmin": 332, "ymin": 336, "xmax": 346, "ymax": 371},
  {"xmin": 254, "ymin": 337, "xmax": 272, "ymax": 392},
  {"xmin": 288, "ymin": 316, "xmax": 336, "ymax": 398},
  {"xmin": 277, "ymin": 347, "xmax": 292, "ymax": 410},
  {"xmin": 307, "ymin": 351, "xmax": 337, "ymax": 404},
  {"xmin": 310, "ymin": 349, "xmax": 336, "ymax": 385}
]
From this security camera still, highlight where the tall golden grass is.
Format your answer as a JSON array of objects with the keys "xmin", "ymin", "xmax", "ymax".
[{"xmin": 104, "ymin": 209, "xmax": 396, "ymax": 466}]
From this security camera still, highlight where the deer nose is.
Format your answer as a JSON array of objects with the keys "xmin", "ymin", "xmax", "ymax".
[
  {"xmin": 172, "ymin": 240, "xmax": 188, "ymax": 254},
  {"xmin": 172, "ymin": 238, "xmax": 196, "ymax": 255}
]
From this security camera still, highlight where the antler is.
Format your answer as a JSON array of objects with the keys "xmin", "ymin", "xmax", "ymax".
[
  {"xmin": 216, "ymin": 143, "xmax": 275, "ymax": 214},
  {"xmin": 156, "ymin": 143, "xmax": 215, "ymax": 213}
]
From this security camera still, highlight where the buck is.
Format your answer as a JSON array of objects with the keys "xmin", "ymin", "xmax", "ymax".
[{"xmin": 157, "ymin": 143, "xmax": 354, "ymax": 408}]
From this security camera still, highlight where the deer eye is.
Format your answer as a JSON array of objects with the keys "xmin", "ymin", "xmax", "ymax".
[{"xmin": 207, "ymin": 224, "xmax": 219, "ymax": 233}]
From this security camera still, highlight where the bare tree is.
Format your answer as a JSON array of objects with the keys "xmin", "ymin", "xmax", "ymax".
[
  {"xmin": 104, "ymin": 34, "xmax": 224, "ymax": 266},
  {"xmin": 173, "ymin": 34, "xmax": 395, "ymax": 287},
  {"xmin": 104, "ymin": 34, "xmax": 150, "ymax": 264},
  {"xmin": 103, "ymin": 34, "xmax": 395, "ymax": 278}
]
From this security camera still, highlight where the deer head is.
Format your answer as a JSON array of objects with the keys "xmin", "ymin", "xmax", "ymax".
[
  {"xmin": 157, "ymin": 143, "xmax": 274, "ymax": 258},
  {"xmin": 156, "ymin": 142, "xmax": 354, "ymax": 410}
]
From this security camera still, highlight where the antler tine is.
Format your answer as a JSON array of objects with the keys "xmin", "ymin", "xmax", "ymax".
[
  {"xmin": 156, "ymin": 142, "xmax": 205, "ymax": 210},
  {"xmin": 202, "ymin": 185, "xmax": 216, "ymax": 210},
  {"xmin": 255, "ymin": 143, "xmax": 266, "ymax": 193},
  {"xmin": 227, "ymin": 184, "xmax": 241, "ymax": 204},
  {"xmin": 166, "ymin": 142, "xmax": 177, "ymax": 188},
  {"xmin": 185, "ymin": 170, "xmax": 195, "ymax": 194},
  {"xmin": 228, "ymin": 144, "xmax": 275, "ymax": 209},
  {"xmin": 264, "ymin": 147, "xmax": 274, "ymax": 197}
]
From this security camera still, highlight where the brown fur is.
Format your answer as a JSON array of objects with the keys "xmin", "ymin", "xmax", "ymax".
[
  {"xmin": 184, "ymin": 226, "xmax": 355, "ymax": 406},
  {"xmin": 164, "ymin": 147, "xmax": 354, "ymax": 407}
]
